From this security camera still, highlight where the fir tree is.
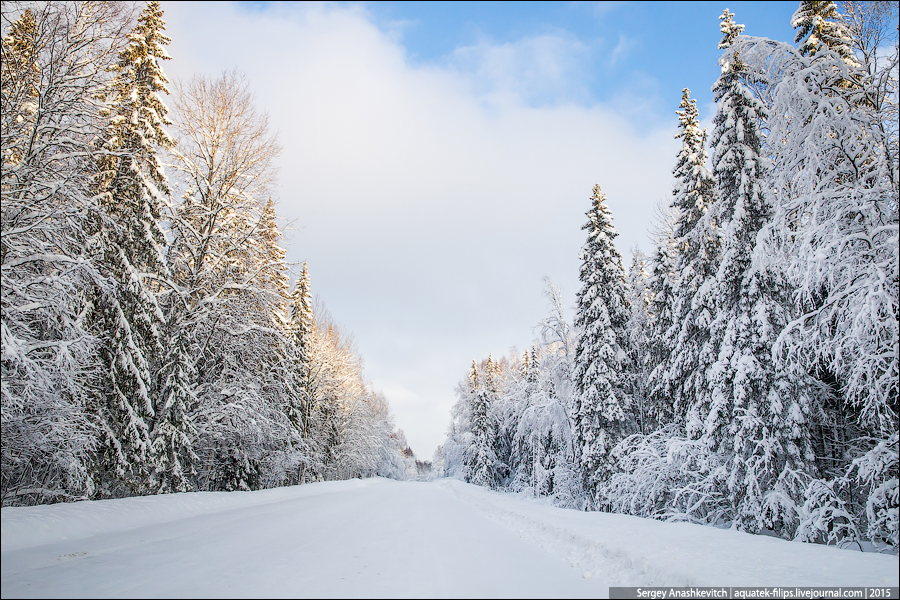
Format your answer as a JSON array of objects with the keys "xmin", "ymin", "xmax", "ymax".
[
  {"xmin": 645, "ymin": 212, "xmax": 678, "ymax": 427},
  {"xmin": 624, "ymin": 249, "xmax": 653, "ymax": 434},
  {"xmin": 572, "ymin": 185, "xmax": 630, "ymax": 507},
  {"xmin": 90, "ymin": 0, "xmax": 174, "ymax": 496},
  {"xmin": 287, "ymin": 262, "xmax": 314, "ymax": 480},
  {"xmin": 256, "ymin": 198, "xmax": 290, "ymax": 301},
  {"xmin": 150, "ymin": 315, "xmax": 198, "ymax": 493},
  {"xmin": 792, "ymin": 1, "xmax": 857, "ymax": 64},
  {"xmin": 704, "ymin": 10, "xmax": 815, "ymax": 536},
  {"xmin": 655, "ymin": 89, "xmax": 720, "ymax": 430},
  {"xmin": 1, "ymin": 2, "xmax": 132, "ymax": 504},
  {"xmin": 719, "ymin": 8, "xmax": 745, "ymax": 50},
  {"xmin": 466, "ymin": 356, "xmax": 501, "ymax": 489}
]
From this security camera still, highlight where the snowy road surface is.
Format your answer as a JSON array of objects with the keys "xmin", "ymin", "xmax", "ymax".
[{"xmin": 2, "ymin": 478, "xmax": 897, "ymax": 598}]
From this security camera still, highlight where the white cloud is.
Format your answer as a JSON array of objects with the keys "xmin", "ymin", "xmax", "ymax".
[
  {"xmin": 160, "ymin": 1, "xmax": 678, "ymax": 458},
  {"xmin": 591, "ymin": 1, "xmax": 626, "ymax": 19},
  {"xmin": 447, "ymin": 33, "xmax": 595, "ymax": 106},
  {"xmin": 609, "ymin": 32, "xmax": 635, "ymax": 67}
]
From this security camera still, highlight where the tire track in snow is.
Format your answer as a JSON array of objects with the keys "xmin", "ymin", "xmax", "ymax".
[{"xmin": 441, "ymin": 479, "xmax": 696, "ymax": 588}]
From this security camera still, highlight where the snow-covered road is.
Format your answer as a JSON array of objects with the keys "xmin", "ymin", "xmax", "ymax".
[{"xmin": 2, "ymin": 478, "xmax": 897, "ymax": 598}]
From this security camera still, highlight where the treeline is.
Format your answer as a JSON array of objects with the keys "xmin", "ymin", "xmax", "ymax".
[
  {"xmin": 435, "ymin": 2, "xmax": 898, "ymax": 549},
  {"xmin": 1, "ymin": 1, "xmax": 415, "ymax": 506}
]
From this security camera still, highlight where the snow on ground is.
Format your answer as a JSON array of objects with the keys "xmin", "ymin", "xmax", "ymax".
[{"xmin": 2, "ymin": 478, "xmax": 897, "ymax": 598}]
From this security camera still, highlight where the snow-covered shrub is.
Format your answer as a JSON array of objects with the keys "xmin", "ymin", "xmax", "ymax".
[
  {"xmin": 603, "ymin": 426, "xmax": 732, "ymax": 526},
  {"xmin": 795, "ymin": 477, "xmax": 860, "ymax": 546},
  {"xmin": 849, "ymin": 434, "xmax": 899, "ymax": 549}
]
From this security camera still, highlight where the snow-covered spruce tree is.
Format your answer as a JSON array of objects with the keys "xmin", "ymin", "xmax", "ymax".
[
  {"xmin": 792, "ymin": 1, "xmax": 857, "ymax": 63},
  {"xmin": 658, "ymin": 88, "xmax": 721, "ymax": 431},
  {"xmin": 252, "ymin": 202, "xmax": 305, "ymax": 488},
  {"xmin": 442, "ymin": 363, "xmax": 477, "ymax": 481},
  {"xmin": 604, "ymin": 88, "xmax": 729, "ymax": 527},
  {"xmin": 644, "ymin": 207, "xmax": 679, "ymax": 427},
  {"xmin": 572, "ymin": 184, "xmax": 630, "ymax": 508},
  {"xmin": 89, "ymin": 0, "xmax": 175, "ymax": 497},
  {"xmin": 1, "ymin": 2, "xmax": 132, "ymax": 505},
  {"xmin": 623, "ymin": 249, "xmax": 653, "ymax": 435},
  {"xmin": 466, "ymin": 356, "xmax": 502, "ymax": 489},
  {"xmin": 702, "ymin": 10, "xmax": 815, "ymax": 537},
  {"xmin": 285, "ymin": 262, "xmax": 314, "ymax": 482},
  {"xmin": 759, "ymin": 8, "xmax": 898, "ymax": 545},
  {"xmin": 255, "ymin": 198, "xmax": 290, "ymax": 298},
  {"xmin": 151, "ymin": 318, "xmax": 198, "ymax": 493},
  {"xmin": 490, "ymin": 353, "xmax": 522, "ymax": 488}
]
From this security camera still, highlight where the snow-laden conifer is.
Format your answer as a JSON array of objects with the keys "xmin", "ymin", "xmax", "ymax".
[
  {"xmin": 623, "ymin": 249, "xmax": 653, "ymax": 434},
  {"xmin": 655, "ymin": 89, "xmax": 721, "ymax": 430},
  {"xmin": 645, "ymin": 210, "xmax": 678, "ymax": 426},
  {"xmin": 256, "ymin": 199, "xmax": 290, "ymax": 299},
  {"xmin": 572, "ymin": 185, "xmax": 630, "ymax": 507},
  {"xmin": 90, "ymin": 0, "xmax": 175, "ymax": 496},
  {"xmin": 792, "ymin": 1, "xmax": 857, "ymax": 64},
  {"xmin": 702, "ymin": 10, "xmax": 815, "ymax": 536},
  {"xmin": 1, "ymin": 2, "xmax": 131, "ymax": 504},
  {"xmin": 283, "ymin": 262, "xmax": 314, "ymax": 480},
  {"xmin": 466, "ymin": 357, "xmax": 502, "ymax": 489},
  {"xmin": 150, "ymin": 318, "xmax": 198, "ymax": 493}
]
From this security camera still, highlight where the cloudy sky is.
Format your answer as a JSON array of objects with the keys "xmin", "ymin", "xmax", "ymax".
[{"xmin": 160, "ymin": 1, "xmax": 799, "ymax": 459}]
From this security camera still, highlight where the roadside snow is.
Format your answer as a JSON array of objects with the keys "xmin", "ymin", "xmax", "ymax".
[
  {"xmin": 442, "ymin": 479, "xmax": 898, "ymax": 587},
  {"xmin": 2, "ymin": 478, "xmax": 897, "ymax": 598}
]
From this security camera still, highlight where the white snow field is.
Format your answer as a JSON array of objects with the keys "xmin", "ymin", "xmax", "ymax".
[{"xmin": 2, "ymin": 478, "xmax": 897, "ymax": 598}]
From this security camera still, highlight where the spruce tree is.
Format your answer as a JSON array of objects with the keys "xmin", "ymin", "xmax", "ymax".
[
  {"xmin": 703, "ymin": 10, "xmax": 814, "ymax": 536},
  {"xmin": 791, "ymin": 1, "xmax": 856, "ymax": 64},
  {"xmin": 150, "ymin": 318, "xmax": 198, "ymax": 494},
  {"xmin": 466, "ymin": 357, "xmax": 501, "ymax": 489},
  {"xmin": 624, "ymin": 249, "xmax": 653, "ymax": 434},
  {"xmin": 572, "ymin": 184, "xmax": 630, "ymax": 507},
  {"xmin": 645, "ymin": 214, "xmax": 678, "ymax": 427},
  {"xmin": 96, "ymin": 0, "xmax": 173, "ymax": 270},
  {"xmin": 1, "ymin": 2, "xmax": 133, "ymax": 504},
  {"xmin": 256, "ymin": 198, "xmax": 290, "ymax": 301},
  {"xmin": 657, "ymin": 89, "xmax": 720, "ymax": 431},
  {"xmin": 287, "ymin": 262, "xmax": 314, "ymax": 481},
  {"xmin": 90, "ymin": 0, "xmax": 174, "ymax": 496}
]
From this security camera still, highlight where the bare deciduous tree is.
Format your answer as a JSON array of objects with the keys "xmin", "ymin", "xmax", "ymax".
[{"xmin": 155, "ymin": 70, "xmax": 291, "ymax": 493}]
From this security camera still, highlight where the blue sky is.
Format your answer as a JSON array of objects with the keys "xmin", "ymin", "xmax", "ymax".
[
  {"xmin": 238, "ymin": 1, "xmax": 800, "ymax": 129},
  {"xmin": 162, "ymin": 1, "xmax": 807, "ymax": 458},
  {"xmin": 362, "ymin": 1, "xmax": 798, "ymax": 125}
]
